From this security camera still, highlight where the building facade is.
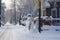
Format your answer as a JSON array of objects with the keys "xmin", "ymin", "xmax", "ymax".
[{"xmin": 42, "ymin": 0, "xmax": 60, "ymax": 25}]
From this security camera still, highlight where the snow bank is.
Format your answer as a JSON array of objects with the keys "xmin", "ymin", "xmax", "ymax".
[
  {"xmin": 42, "ymin": 25, "xmax": 60, "ymax": 31},
  {"xmin": 0, "ymin": 25, "xmax": 60, "ymax": 40},
  {"xmin": 0, "ymin": 26, "xmax": 6, "ymax": 36},
  {"xmin": 5, "ymin": 22, "xmax": 12, "ymax": 26}
]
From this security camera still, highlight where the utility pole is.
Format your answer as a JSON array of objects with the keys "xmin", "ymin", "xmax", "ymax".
[{"xmin": 38, "ymin": 0, "xmax": 42, "ymax": 33}]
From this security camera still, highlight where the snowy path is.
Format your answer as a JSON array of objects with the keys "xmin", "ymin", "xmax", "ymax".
[{"xmin": 0, "ymin": 25, "xmax": 60, "ymax": 40}]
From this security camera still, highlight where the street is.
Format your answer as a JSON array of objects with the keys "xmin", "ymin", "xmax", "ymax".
[{"xmin": 0, "ymin": 24, "xmax": 60, "ymax": 40}]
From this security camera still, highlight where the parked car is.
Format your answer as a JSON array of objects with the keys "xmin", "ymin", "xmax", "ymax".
[{"xmin": 20, "ymin": 16, "xmax": 27, "ymax": 26}]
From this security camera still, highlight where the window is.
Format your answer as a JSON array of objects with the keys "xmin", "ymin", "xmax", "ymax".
[
  {"xmin": 58, "ymin": 8, "xmax": 60, "ymax": 23},
  {"xmin": 51, "ymin": 8, "xmax": 57, "ymax": 18}
]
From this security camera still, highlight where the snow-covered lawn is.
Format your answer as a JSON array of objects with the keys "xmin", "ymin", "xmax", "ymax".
[
  {"xmin": 0, "ymin": 24, "xmax": 60, "ymax": 40},
  {"xmin": 42, "ymin": 25, "xmax": 60, "ymax": 31}
]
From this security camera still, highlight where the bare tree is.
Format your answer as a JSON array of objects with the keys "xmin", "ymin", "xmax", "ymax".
[{"xmin": 10, "ymin": 0, "xmax": 38, "ymax": 24}]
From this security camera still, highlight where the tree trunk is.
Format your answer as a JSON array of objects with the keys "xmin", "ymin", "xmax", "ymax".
[{"xmin": 0, "ymin": 1, "xmax": 1, "ymax": 27}]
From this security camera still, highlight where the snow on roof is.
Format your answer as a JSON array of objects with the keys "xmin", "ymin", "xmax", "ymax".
[
  {"xmin": 41, "ymin": 16, "xmax": 53, "ymax": 20},
  {"xmin": 48, "ymin": 0, "xmax": 60, "ymax": 2},
  {"xmin": 44, "ymin": 2, "xmax": 51, "ymax": 8}
]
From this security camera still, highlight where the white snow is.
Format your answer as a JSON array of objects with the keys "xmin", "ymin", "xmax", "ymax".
[
  {"xmin": 44, "ymin": 1, "xmax": 51, "ymax": 8},
  {"xmin": 0, "ymin": 23, "xmax": 60, "ymax": 40},
  {"xmin": 41, "ymin": 16, "xmax": 53, "ymax": 20}
]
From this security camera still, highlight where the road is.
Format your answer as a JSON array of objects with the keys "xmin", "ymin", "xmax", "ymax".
[{"xmin": 0, "ymin": 25, "xmax": 60, "ymax": 40}]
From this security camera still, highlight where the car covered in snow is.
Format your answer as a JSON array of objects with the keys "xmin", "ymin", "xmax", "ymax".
[
  {"xmin": 21, "ymin": 16, "xmax": 27, "ymax": 26},
  {"xmin": 21, "ymin": 14, "xmax": 32, "ymax": 26}
]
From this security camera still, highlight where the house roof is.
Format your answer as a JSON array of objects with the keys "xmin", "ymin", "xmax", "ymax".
[{"xmin": 48, "ymin": 0, "xmax": 60, "ymax": 2}]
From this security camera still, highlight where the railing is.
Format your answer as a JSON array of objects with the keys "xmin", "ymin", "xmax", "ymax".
[
  {"xmin": 44, "ymin": 18, "xmax": 60, "ymax": 26},
  {"xmin": 52, "ymin": 18, "xmax": 60, "ymax": 20}
]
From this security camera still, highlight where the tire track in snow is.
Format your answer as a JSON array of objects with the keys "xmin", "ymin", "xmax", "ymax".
[{"xmin": 0, "ymin": 28, "xmax": 15, "ymax": 40}]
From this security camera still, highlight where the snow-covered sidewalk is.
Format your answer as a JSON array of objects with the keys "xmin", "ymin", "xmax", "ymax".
[
  {"xmin": 0, "ymin": 25, "xmax": 60, "ymax": 40},
  {"xmin": 42, "ymin": 25, "xmax": 60, "ymax": 31},
  {"xmin": 0, "ymin": 26, "xmax": 7, "ymax": 36}
]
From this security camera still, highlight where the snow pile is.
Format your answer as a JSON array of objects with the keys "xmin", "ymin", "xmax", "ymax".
[
  {"xmin": 4, "ymin": 22, "xmax": 16, "ymax": 29},
  {"xmin": 0, "ymin": 26, "xmax": 6, "ymax": 36},
  {"xmin": 0, "ymin": 25, "xmax": 60, "ymax": 40},
  {"xmin": 16, "ymin": 23, "xmax": 20, "ymax": 27},
  {"xmin": 42, "ymin": 25, "xmax": 60, "ymax": 31},
  {"xmin": 5, "ymin": 22, "xmax": 12, "ymax": 26},
  {"xmin": 41, "ymin": 16, "xmax": 53, "ymax": 20}
]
